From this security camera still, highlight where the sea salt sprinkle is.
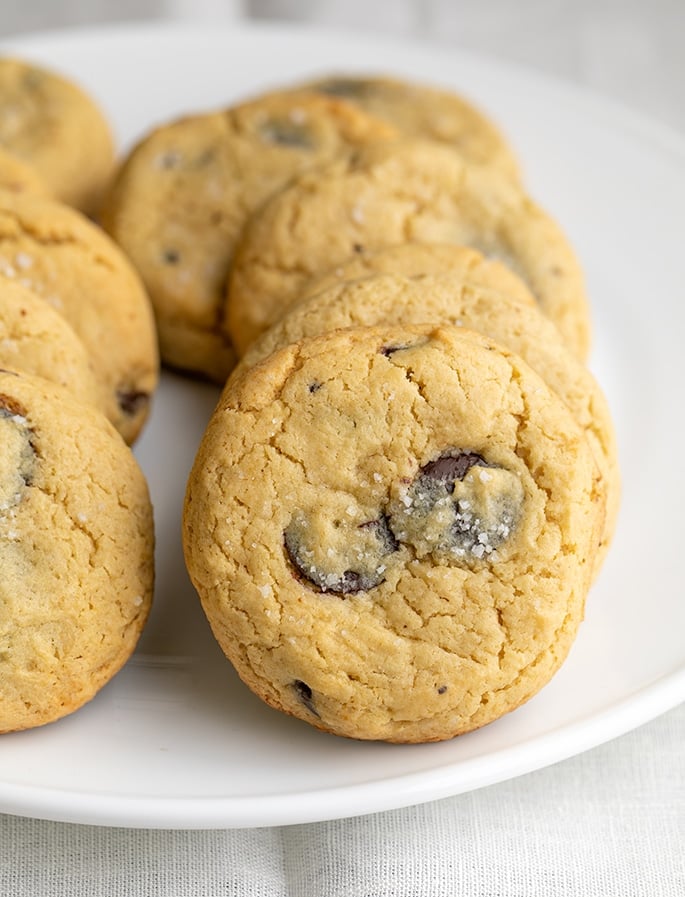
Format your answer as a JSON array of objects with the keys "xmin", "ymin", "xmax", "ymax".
[{"xmin": 14, "ymin": 252, "xmax": 33, "ymax": 270}]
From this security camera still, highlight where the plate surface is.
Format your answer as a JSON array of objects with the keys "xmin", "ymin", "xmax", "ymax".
[{"xmin": 1, "ymin": 21, "xmax": 684, "ymax": 830}]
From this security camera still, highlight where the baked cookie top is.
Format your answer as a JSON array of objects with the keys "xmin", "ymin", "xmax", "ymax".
[
  {"xmin": 0, "ymin": 189, "xmax": 159, "ymax": 444},
  {"xmin": 236, "ymin": 269, "xmax": 618, "ymax": 572},
  {"xmin": 296, "ymin": 73, "xmax": 520, "ymax": 180},
  {"xmin": 184, "ymin": 324, "xmax": 601, "ymax": 742},
  {"xmin": 225, "ymin": 139, "xmax": 591, "ymax": 358},
  {"xmin": 0, "ymin": 57, "xmax": 115, "ymax": 215},
  {"xmin": 0, "ymin": 279, "xmax": 100, "ymax": 408},
  {"xmin": 101, "ymin": 91, "xmax": 397, "ymax": 381},
  {"xmin": 0, "ymin": 370, "xmax": 154, "ymax": 733},
  {"xmin": 0, "ymin": 146, "xmax": 48, "ymax": 198}
]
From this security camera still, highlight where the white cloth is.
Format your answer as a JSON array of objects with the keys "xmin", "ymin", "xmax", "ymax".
[{"xmin": 1, "ymin": 702, "xmax": 683, "ymax": 896}]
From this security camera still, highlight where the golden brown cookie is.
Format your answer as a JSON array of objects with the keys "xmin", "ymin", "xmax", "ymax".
[
  {"xmin": 236, "ymin": 270, "xmax": 618, "ymax": 572},
  {"xmin": 0, "ymin": 146, "xmax": 48, "ymax": 197},
  {"xmin": 184, "ymin": 324, "xmax": 603, "ymax": 742},
  {"xmin": 295, "ymin": 73, "xmax": 520, "ymax": 179},
  {"xmin": 0, "ymin": 189, "xmax": 159, "ymax": 444},
  {"xmin": 101, "ymin": 91, "xmax": 398, "ymax": 381},
  {"xmin": 0, "ymin": 57, "xmax": 115, "ymax": 215},
  {"xmin": 0, "ymin": 370, "xmax": 154, "ymax": 733},
  {"xmin": 225, "ymin": 139, "xmax": 591, "ymax": 358},
  {"xmin": 0, "ymin": 279, "xmax": 99, "ymax": 408}
]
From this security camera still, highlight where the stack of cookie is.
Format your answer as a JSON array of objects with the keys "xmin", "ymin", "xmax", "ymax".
[
  {"xmin": 172, "ymin": 76, "xmax": 619, "ymax": 742},
  {"xmin": 0, "ymin": 59, "xmax": 158, "ymax": 732},
  {"xmin": 0, "ymin": 61, "xmax": 619, "ymax": 743}
]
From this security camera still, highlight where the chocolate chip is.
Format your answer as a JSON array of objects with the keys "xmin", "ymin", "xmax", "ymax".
[
  {"xmin": 315, "ymin": 78, "xmax": 373, "ymax": 99},
  {"xmin": 437, "ymin": 685, "xmax": 448, "ymax": 694},
  {"xmin": 352, "ymin": 243, "xmax": 364, "ymax": 254},
  {"xmin": 158, "ymin": 151, "xmax": 182, "ymax": 170},
  {"xmin": 308, "ymin": 381, "xmax": 322, "ymax": 393},
  {"xmin": 359, "ymin": 514, "xmax": 399, "ymax": 554},
  {"xmin": 116, "ymin": 389, "xmax": 149, "ymax": 418},
  {"xmin": 420, "ymin": 452, "xmax": 486, "ymax": 491},
  {"xmin": 292, "ymin": 680, "xmax": 319, "ymax": 717},
  {"xmin": 162, "ymin": 248, "xmax": 180, "ymax": 264},
  {"xmin": 0, "ymin": 395, "xmax": 35, "ymax": 505},
  {"xmin": 387, "ymin": 449, "xmax": 523, "ymax": 563},
  {"xmin": 259, "ymin": 120, "xmax": 314, "ymax": 149},
  {"xmin": 284, "ymin": 511, "xmax": 399, "ymax": 595},
  {"xmin": 380, "ymin": 343, "xmax": 412, "ymax": 357}
]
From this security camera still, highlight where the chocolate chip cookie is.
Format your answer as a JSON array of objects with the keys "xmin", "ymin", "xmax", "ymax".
[
  {"xmin": 236, "ymin": 269, "xmax": 617, "ymax": 573},
  {"xmin": 0, "ymin": 370, "xmax": 154, "ymax": 733},
  {"xmin": 225, "ymin": 139, "xmax": 591, "ymax": 358},
  {"xmin": 0, "ymin": 279, "xmax": 100, "ymax": 408},
  {"xmin": 295, "ymin": 73, "xmax": 520, "ymax": 179},
  {"xmin": 101, "ymin": 91, "xmax": 397, "ymax": 381},
  {"xmin": 184, "ymin": 324, "xmax": 602, "ymax": 742},
  {"xmin": 0, "ymin": 189, "xmax": 159, "ymax": 444},
  {"xmin": 0, "ymin": 57, "xmax": 115, "ymax": 215}
]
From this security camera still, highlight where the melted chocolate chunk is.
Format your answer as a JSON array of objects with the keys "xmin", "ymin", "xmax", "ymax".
[
  {"xmin": 284, "ymin": 512, "xmax": 399, "ymax": 595},
  {"xmin": 158, "ymin": 151, "xmax": 182, "ymax": 170},
  {"xmin": 359, "ymin": 514, "xmax": 399, "ymax": 554},
  {"xmin": 116, "ymin": 389, "xmax": 149, "ymax": 418},
  {"xmin": 0, "ymin": 395, "xmax": 35, "ymax": 506},
  {"xmin": 259, "ymin": 119, "xmax": 314, "ymax": 149},
  {"xmin": 387, "ymin": 449, "xmax": 522, "ymax": 563},
  {"xmin": 380, "ymin": 343, "xmax": 413, "ymax": 357},
  {"xmin": 292, "ymin": 680, "xmax": 319, "ymax": 717},
  {"xmin": 420, "ymin": 452, "xmax": 486, "ymax": 491}
]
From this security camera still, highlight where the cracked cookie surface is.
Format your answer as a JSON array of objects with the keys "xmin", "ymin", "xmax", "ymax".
[
  {"xmin": 0, "ymin": 370, "xmax": 154, "ymax": 733},
  {"xmin": 184, "ymin": 324, "xmax": 602, "ymax": 742},
  {"xmin": 294, "ymin": 73, "xmax": 520, "ymax": 179},
  {"xmin": 100, "ymin": 91, "xmax": 397, "ymax": 381},
  {"xmin": 0, "ymin": 58, "xmax": 114, "ymax": 215},
  {"xmin": 225, "ymin": 139, "xmax": 591, "ymax": 358},
  {"xmin": 235, "ymin": 269, "xmax": 618, "ymax": 573},
  {"xmin": 0, "ymin": 280, "xmax": 100, "ymax": 408},
  {"xmin": 0, "ymin": 189, "xmax": 159, "ymax": 444}
]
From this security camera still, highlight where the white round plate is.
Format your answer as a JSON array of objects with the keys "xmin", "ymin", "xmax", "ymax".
[{"xmin": 0, "ymin": 22, "xmax": 684, "ymax": 830}]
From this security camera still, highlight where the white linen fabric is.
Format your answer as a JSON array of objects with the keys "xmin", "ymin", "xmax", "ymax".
[{"xmin": 1, "ymin": 703, "xmax": 683, "ymax": 897}]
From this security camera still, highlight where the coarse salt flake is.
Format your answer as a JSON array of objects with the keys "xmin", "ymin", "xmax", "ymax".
[{"xmin": 14, "ymin": 252, "xmax": 33, "ymax": 270}]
